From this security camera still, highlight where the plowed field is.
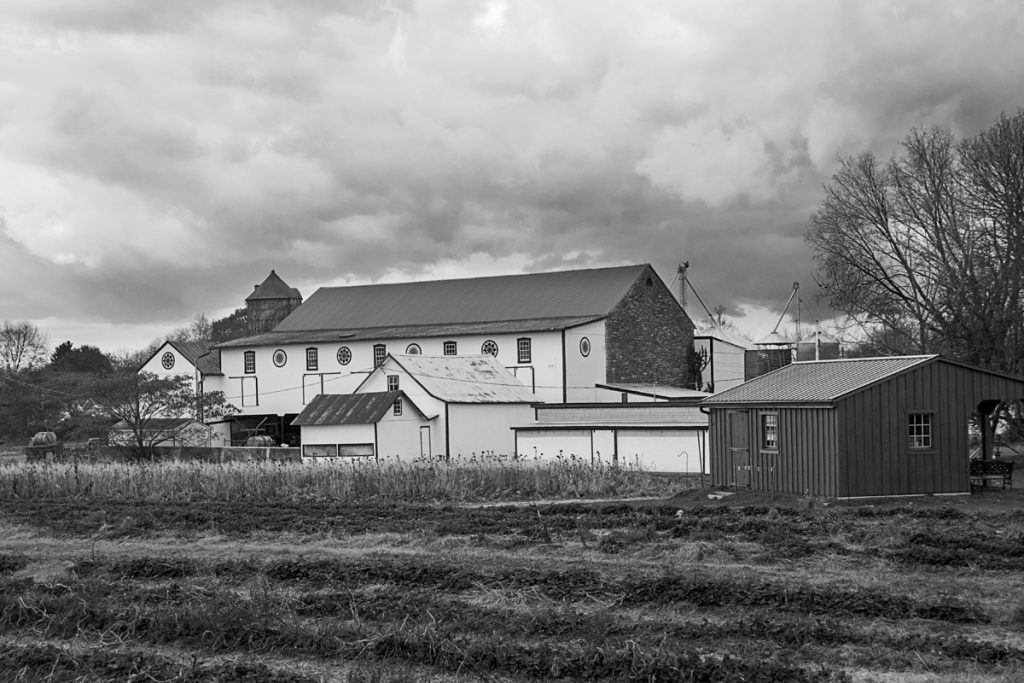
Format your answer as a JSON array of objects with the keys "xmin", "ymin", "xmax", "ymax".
[{"xmin": 2, "ymin": 490, "xmax": 1023, "ymax": 681}]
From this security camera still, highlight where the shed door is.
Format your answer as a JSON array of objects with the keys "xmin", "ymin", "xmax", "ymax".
[
  {"xmin": 727, "ymin": 410, "xmax": 750, "ymax": 487},
  {"xmin": 419, "ymin": 426, "xmax": 432, "ymax": 459}
]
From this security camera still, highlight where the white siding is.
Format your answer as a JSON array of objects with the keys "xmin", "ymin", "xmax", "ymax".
[
  {"xmin": 376, "ymin": 406, "xmax": 433, "ymax": 459},
  {"xmin": 563, "ymin": 320, "xmax": 608, "ymax": 402},
  {"xmin": 219, "ymin": 328, "xmax": 566, "ymax": 416},
  {"xmin": 139, "ymin": 343, "xmax": 198, "ymax": 391},
  {"xmin": 516, "ymin": 430, "xmax": 594, "ymax": 462},
  {"xmin": 618, "ymin": 431, "xmax": 707, "ymax": 473},
  {"xmin": 447, "ymin": 403, "xmax": 533, "ymax": 458}
]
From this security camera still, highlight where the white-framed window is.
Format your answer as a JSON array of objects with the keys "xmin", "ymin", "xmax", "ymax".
[
  {"xmin": 481, "ymin": 340, "xmax": 498, "ymax": 356},
  {"xmin": 443, "ymin": 340, "xmax": 457, "ymax": 355},
  {"xmin": 761, "ymin": 413, "xmax": 778, "ymax": 450},
  {"xmin": 387, "ymin": 375, "xmax": 399, "ymax": 391},
  {"xmin": 908, "ymin": 413, "xmax": 933, "ymax": 449},
  {"xmin": 243, "ymin": 350, "xmax": 256, "ymax": 374},
  {"xmin": 393, "ymin": 398, "xmax": 403, "ymax": 416},
  {"xmin": 517, "ymin": 337, "xmax": 531, "ymax": 364},
  {"xmin": 306, "ymin": 347, "xmax": 318, "ymax": 371},
  {"xmin": 373, "ymin": 344, "xmax": 387, "ymax": 367}
]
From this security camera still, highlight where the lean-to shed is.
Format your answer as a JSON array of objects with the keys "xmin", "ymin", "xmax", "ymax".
[{"xmin": 700, "ymin": 355, "xmax": 1024, "ymax": 498}]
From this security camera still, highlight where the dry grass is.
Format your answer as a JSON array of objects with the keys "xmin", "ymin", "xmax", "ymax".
[{"xmin": 0, "ymin": 456, "xmax": 694, "ymax": 503}]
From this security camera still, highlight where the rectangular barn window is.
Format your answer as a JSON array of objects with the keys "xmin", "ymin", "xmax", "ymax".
[
  {"xmin": 305, "ymin": 347, "xmax": 318, "ymax": 371},
  {"xmin": 243, "ymin": 350, "xmax": 256, "ymax": 374},
  {"xmin": 908, "ymin": 413, "xmax": 933, "ymax": 449},
  {"xmin": 393, "ymin": 398, "xmax": 403, "ymax": 416},
  {"xmin": 443, "ymin": 340, "xmax": 457, "ymax": 355},
  {"xmin": 303, "ymin": 444, "xmax": 337, "ymax": 458},
  {"xmin": 517, "ymin": 337, "xmax": 532, "ymax": 364},
  {"xmin": 761, "ymin": 413, "xmax": 778, "ymax": 450},
  {"xmin": 373, "ymin": 344, "xmax": 387, "ymax": 367},
  {"xmin": 387, "ymin": 375, "xmax": 399, "ymax": 391}
]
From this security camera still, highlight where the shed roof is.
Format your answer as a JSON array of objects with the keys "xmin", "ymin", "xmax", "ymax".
[
  {"xmin": 245, "ymin": 270, "xmax": 301, "ymax": 302},
  {"xmin": 292, "ymin": 391, "xmax": 417, "ymax": 426},
  {"xmin": 380, "ymin": 354, "xmax": 536, "ymax": 403},
  {"xmin": 701, "ymin": 355, "xmax": 940, "ymax": 405},
  {"xmin": 596, "ymin": 383, "xmax": 709, "ymax": 401},
  {"xmin": 271, "ymin": 264, "xmax": 649, "ymax": 332}
]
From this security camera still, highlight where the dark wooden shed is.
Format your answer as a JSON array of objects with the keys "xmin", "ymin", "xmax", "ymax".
[{"xmin": 700, "ymin": 355, "xmax": 1024, "ymax": 498}]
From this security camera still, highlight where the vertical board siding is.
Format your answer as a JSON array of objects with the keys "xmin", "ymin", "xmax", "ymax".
[{"xmin": 710, "ymin": 358, "xmax": 1024, "ymax": 498}]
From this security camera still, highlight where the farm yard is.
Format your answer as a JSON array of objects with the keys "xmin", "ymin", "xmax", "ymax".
[{"xmin": 0, "ymin": 457, "xmax": 1022, "ymax": 682}]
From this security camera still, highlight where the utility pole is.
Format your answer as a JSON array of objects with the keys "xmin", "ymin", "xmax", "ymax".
[{"xmin": 678, "ymin": 261, "xmax": 689, "ymax": 309}]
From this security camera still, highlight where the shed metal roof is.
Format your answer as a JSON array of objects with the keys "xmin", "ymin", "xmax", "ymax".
[
  {"xmin": 292, "ymin": 391, "xmax": 416, "ymax": 426},
  {"xmin": 596, "ymin": 383, "xmax": 709, "ymax": 401},
  {"xmin": 271, "ymin": 264, "xmax": 648, "ymax": 332},
  {"xmin": 701, "ymin": 355, "xmax": 939, "ymax": 405},
  {"xmin": 385, "ymin": 354, "xmax": 536, "ymax": 403}
]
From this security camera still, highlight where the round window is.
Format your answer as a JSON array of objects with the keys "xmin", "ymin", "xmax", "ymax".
[
  {"xmin": 481, "ymin": 340, "xmax": 498, "ymax": 356},
  {"xmin": 273, "ymin": 349, "xmax": 287, "ymax": 367},
  {"xmin": 337, "ymin": 346, "xmax": 352, "ymax": 365},
  {"xmin": 161, "ymin": 351, "xmax": 175, "ymax": 370},
  {"xmin": 406, "ymin": 343, "xmax": 422, "ymax": 355},
  {"xmin": 579, "ymin": 337, "xmax": 591, "ymax": 357}
]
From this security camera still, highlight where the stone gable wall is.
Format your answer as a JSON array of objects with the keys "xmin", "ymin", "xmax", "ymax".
[{"xmin": 605, "ymin": 266, "xmax": 694, "ymax": 387}]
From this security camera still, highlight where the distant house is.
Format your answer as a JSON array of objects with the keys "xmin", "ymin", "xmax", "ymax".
[
  {"xmin": 139, "ymin": 339, "xmax": 223, "ymax": 395},
  {"xmin": 514, "ymin": 401, "xmax": 709, "ymax": 473},
  {"xmin": 354, "ymin": 354, "xmax": 536, "ymax": 458},
  {"xmin": 701, "ymin": 355, "xmax": 1024, "ymax": 498},
  {"xmin": 108, "ymin": 417, "xmax": 212, "ymax": 448},
  {"xmin": 292, "ymin": 391, "xmax": 432, "ymax": 459}
]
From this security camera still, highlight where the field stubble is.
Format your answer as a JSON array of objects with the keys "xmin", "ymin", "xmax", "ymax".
[{"xmin": 1, "ymin": 460, "xmax": 1023, "ymax": 681}]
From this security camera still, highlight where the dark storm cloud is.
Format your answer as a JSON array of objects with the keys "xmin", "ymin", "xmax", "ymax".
[{"xmin": 2, "ymin": 0, "xmax": 1024, "ymax": 349}]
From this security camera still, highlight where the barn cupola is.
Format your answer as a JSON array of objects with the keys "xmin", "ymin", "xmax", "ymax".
[{"xmin": 245, "ymin": 270, "xmax": 303, "ymax": 336}]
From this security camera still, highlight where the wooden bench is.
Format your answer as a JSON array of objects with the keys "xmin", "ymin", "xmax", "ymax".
[{"xmin": 969, "ymin": 459, "xmax": 1014, "ymax": 489}]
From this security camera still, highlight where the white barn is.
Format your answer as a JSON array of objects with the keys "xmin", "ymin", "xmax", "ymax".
[
  {"xmin": 353, "ymin": 354, "xmax": 536, "ymax": 458},
  {"xmin": 207, "ymin": 264, "xmax": 695, "ymax": 445}
]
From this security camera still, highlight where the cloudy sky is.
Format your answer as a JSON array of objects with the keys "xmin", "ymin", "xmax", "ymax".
[{"xmin": 2, "ymin": 1, "xmax": 1023, "ymax": 352}]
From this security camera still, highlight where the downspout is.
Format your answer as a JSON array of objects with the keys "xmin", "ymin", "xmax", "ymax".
[
  {"xmin": 561, "ymin": 330, "xmax": 567, "ymax": 403},
  {"xmin": 444, "ymin": 403, "xmax": 450, "ymax": 462},
  {"xmin": 373, "ymin": 422, "xmax": 379, "ymax": 462}
]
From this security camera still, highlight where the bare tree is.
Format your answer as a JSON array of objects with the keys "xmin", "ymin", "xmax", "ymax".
[
  {"xmin": 0, "ymin": 320, "xmax": 50, "ymax": 373},
  {"xmin": 807, "ymin": 112, "xmax": 1024, "ymax": 375},
  {"xmin": 93, "ymin": 371, "xmax": 236, "ymax": 460}
]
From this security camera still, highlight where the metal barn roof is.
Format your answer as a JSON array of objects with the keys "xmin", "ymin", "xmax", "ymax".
[
  {"xmin": 701, "ymin": 355, "xmax": 939, "ymax": 405},
  {"xmin": 271, "ymin": 264, "xmax": 649, "ymax": 332},
  {"xmin": 292, "ymin": 391, "xmax": 414, "ymax": 426},
  {"xmin": 387, "ymin": 354, "xmax": 536, "ymax": 403}
]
